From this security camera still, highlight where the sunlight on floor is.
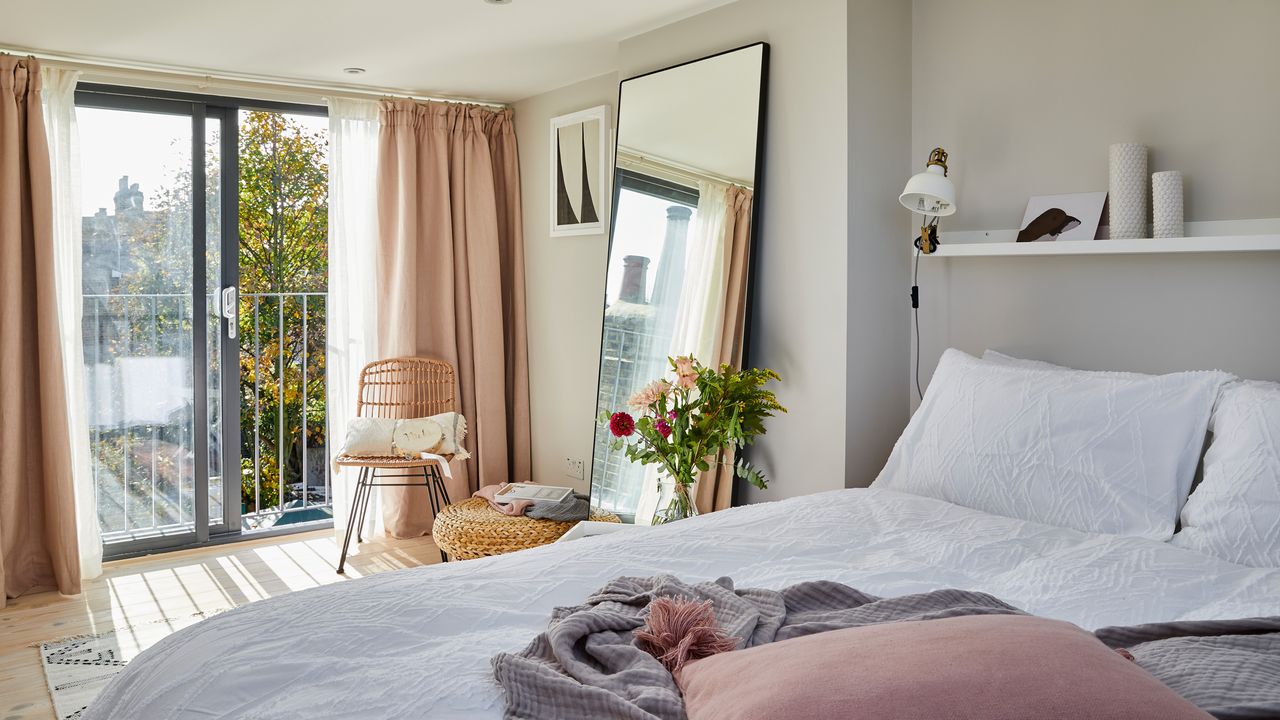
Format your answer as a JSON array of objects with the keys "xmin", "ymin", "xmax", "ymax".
[{"xmin": 0, "ymin": 529, "xmax": 442, "ymax": 720}]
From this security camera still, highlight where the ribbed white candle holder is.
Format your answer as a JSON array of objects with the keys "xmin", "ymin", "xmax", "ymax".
[
  {"xmin": 1152, "ymin": 170, "xmax": 1184, "ymax": 239},
  {"xmin": 1109, "ymin": 143, "xmax": 1148, "ymax": 239}
]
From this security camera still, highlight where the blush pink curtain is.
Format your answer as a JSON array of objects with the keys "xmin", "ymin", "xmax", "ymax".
[
  {"xmin": 375, "ymin": 99, "xmax": 531, "ymax": 537},
  {"xmin": 0, "ymin": 56, "xmax": 81, "ymax": 606},
  {"xmin": 696, "ymin": 186, "xmax": 753, "ymax": 514}
]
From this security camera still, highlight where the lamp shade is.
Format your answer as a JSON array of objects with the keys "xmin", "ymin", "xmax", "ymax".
[{"xmin": 899, "ymin": 164, "xmax": 956, "ymax": 217}]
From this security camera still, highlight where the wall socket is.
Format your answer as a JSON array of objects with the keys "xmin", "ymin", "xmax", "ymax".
[{"xmin": 564, "ymin": 457, "xmax": 585, "ymax": 481}]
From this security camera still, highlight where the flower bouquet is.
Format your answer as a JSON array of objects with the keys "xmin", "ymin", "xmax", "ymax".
[{"xmin": 600, "ymin": 356, "xmax": 785, "ymax": 523}]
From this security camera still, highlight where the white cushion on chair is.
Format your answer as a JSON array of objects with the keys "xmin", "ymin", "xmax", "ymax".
[
  {"xmin": 340, "ymin": 413, "xmax": 469, "ymax": 460},
  {"xmin": 429, "ymin": 412, "xmax": 470, "ymax": 460},
  {"xmin": 393, "ymin": 418, "xmax": 446, "ymax": 455},
  {"xmin": 340, "ymin": 417, "xmax": 397, "ymax": 456}
]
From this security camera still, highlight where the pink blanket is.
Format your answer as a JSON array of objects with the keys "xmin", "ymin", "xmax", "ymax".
[{"xmin": 474, "ymin": 483, "xmax": 533, "ymax": 516}]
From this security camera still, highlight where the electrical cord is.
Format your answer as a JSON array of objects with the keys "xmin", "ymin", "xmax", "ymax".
[{"xmin": 912, "ymin": 245, "xmax": 923, "ymax": 400}]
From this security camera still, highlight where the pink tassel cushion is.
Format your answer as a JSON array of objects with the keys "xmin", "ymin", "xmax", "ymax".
[{"xmin": 635, "ymin": 596, "xmax": 738, "ymax": 674}]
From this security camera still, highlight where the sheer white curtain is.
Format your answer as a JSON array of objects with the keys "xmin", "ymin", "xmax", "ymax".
[
  {"xmin": 41, "ymin": 66, "xmax": 102, "ymax": 581},
  {"xmin": 325, "ymin": 97, "xmax": 383, "ymax": 542},
  {"xmin": 668, "ymin": 180, "xmax": 730, "ymax": 363},
  {"xmin": 634, "ymin": 180, "xmax": 731, "ymax": 524}
]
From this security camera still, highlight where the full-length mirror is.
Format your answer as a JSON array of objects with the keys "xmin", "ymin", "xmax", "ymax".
[{"xmin": 590, "ymin": 43, "xmax": 769, "ymax": 523}]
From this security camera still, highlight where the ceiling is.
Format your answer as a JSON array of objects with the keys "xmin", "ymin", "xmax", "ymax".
[{"xmin": 1, "ymin": 0, "xmax": 737, "ymax": 102}]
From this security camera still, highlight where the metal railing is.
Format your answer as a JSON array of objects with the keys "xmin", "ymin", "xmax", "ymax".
[
  {"xmin": 241, "ymin": 291, "xmax": 330, "ymax": 529},
  {"xmin": 85, "ymin": 292, "xmax": 200, "ymax": 539},
  {"xmin": 591, "ymin": 322, "xmax": 661, "ymax": 516},
  {"xmin": 84, "ymin": 290, "xmax": 330, "ymax": 540}
]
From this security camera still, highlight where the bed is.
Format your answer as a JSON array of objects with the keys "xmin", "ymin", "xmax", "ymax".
[
  {"xmin": 87, "ymin": 350, "xmax": 1280, "ymax": 718},
  {"xmin": 84, "ymin": 486, "xmax": 1280, "ymax": 719}
]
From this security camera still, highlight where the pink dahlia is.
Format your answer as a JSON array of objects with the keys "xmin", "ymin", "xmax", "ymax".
[
  {"xmin": 655, "ymin": 419, "xmax": 672, "ymax": 439},
  {"xmin": 609, "ymin": 412, "xmax": 636, "ymax": 437}
]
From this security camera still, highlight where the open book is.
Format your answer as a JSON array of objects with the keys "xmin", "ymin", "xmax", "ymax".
[{"xmin": 493, "ymin": 483, "xmax": 573, "ymax": 505}]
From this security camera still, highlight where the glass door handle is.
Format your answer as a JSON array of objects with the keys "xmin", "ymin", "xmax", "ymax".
[{"xmin": 220, "ymin": 286, "xmax": 238, "ymax": 339}]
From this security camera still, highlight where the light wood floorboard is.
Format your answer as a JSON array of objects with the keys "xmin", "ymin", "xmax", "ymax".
[{"xmin": 0, "ymin": 530, "xmax": 442, "ymax": 720}]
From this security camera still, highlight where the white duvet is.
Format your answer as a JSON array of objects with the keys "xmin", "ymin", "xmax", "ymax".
[{"xmin": 85, "ymin": 488, "xmax": 1280, "ymax": 719}]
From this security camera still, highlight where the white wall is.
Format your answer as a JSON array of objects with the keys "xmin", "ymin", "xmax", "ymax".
[
  {"xmin": 913, "ymin": 0, "xmax": 1280, "ymax": 387},
  {"xmin": 513, "ymin": 72, "xmax": 618, "ymax": 492}
]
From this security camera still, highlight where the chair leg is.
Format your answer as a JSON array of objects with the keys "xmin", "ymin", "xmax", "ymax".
[
  {"xmin": 428, "ymin": 466, "xmax": 449, "ymax": 563},
  {"xmin": 424, "ymin": 466, "xmax": 441, "ymax": 518},
  {"xmin": 337, "ymin": 468, "xmax": 369, "ymax": 575},
  {"xmin": 355, "ymin": 467, "xmax": 373, "ymax": 543}
]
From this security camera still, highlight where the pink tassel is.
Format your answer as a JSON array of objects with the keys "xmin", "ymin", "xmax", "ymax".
[{"xmin": 635, "ymin": 596, "xmax": 738, "ymax": 674}]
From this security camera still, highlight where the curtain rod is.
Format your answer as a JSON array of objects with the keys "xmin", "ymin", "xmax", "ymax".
[
  {"xmin": 617, "ymin": 147, "xmax": 753, "ymax": 190},
  {"xmin": 0, "ymin": 46, "xmax": 507, "ymax": 108}
]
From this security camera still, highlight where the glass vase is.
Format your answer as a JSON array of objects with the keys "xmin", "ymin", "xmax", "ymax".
[{"xmin": 652, "ymin": 477, "xmax": 699, "ymax": 524}]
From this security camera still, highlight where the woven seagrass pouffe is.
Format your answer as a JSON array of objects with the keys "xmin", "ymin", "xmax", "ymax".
[{"xmin": 432, "ymin": 497, "xmax": 621, "ymax": 560}]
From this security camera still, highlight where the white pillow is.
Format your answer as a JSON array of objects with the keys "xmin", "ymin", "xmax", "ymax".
[
  {"xmin": 340, "ymin": 412, "xmax": 470, "ymax": 459},
  {"xmin": 982, "ymin": 349, "xmax": 1068, "ymax": 372},
  {"xmin": 872, "ymin": 348, "xmax": 1230, "ymax": 539},
  {"xmin": 392, "ymin": 418, "xmax": 446, "ymax": 455},
  {"xmin": 428, "ymin": 411, "xmax": 470, "ymax": 460},
  {"xmin": 341, "ymin": 417, "xmax": 397, "ymax": 456},
  {"xmin": 983, "ymin": 350, "xmax": 1155, "ymax": 380},
  {"xmin": 1172, "ymin": 381, "xmax": 1280, "ymax": 567}
]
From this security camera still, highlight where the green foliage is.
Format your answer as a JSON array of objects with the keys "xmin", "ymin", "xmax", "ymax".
[
  {"xmin": 238, "ymin": 111, "xmax": 329, "ymax": 294},
  {"xmin": 235, "ymin": 111, "xmax": 329, "ymax": 514},
  {"xmin": 602, "ymin": 358, "xmax": 786, "ymax": 492}
]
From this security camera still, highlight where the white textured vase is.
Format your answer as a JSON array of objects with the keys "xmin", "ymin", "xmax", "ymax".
[
  {"xmin": 1109, "ymin": 143, "xmax": 1148, "ymax": 239},
  {"xmin": 1152, "ymin": 170, "xmax": 1184, "ymax": 239}
]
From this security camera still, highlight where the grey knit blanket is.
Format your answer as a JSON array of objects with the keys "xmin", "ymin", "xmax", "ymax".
[
  {"xmin": 525, "ymin": 492, "xmax": 589, "ymax": 521},
  {"xmin": 491, "ymin": 575, "xmax": 1280, "ymax": 720}
]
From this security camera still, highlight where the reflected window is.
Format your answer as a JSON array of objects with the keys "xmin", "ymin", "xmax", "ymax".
[{"xmin": 592, "ymin": 173, "xmax": 698, "ymax": 518}]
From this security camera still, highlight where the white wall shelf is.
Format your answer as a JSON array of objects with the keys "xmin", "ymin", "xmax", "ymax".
[
  {"xmin": 927, "ymin": 234, "xmax": 1280, "ymax": 258},
  {"xmin": 925, "ymin": 219, "xmax": 1280, "ymax": 258}
]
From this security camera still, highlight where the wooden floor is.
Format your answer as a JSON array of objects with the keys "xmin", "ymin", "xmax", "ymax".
[{"xmin": 0, "ymin": 529, "xmax": 443, "ymax": 720}]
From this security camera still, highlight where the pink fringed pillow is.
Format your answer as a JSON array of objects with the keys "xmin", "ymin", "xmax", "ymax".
[
  {"xmin": 675, "ymin": 614, "xmax": 1212, "ymax": 720},
  {"xmin": 635, "ymin": 596, "xmax": 738, "ymax": 675}
]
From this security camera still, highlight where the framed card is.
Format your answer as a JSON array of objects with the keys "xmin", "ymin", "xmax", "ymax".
[
  {"xmin": 550, "ymin": 105, "xmax": 609, "ymax": 237},
  {"xmin": 1018, "ymin": 192, "xmax": 1107, "ymax": 242}
]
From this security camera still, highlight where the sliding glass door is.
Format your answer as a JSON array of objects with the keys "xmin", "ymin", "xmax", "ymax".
[{"xmin": 77, "ymin": 87, "xmax": 331, "ymax": 557}]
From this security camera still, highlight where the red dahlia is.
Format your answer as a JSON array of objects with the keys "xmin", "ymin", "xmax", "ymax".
[{"xmin": 609, "ymin": 412, "xmax": 636, "ymax": 437}]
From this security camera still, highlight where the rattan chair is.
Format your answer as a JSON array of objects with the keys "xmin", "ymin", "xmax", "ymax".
[{"xmin": 334, "ymin": 357, "xmax": 458, "ymax": 573}]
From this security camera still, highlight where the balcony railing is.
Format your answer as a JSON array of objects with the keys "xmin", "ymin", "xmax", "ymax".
[
  {"xmin": 591, "ymin": 322, "xmax": 660, "ymax": 516},
  {"xmin": 240, "ymin": 291, "xmax": 330, "ymax": 530},
  {"xmin": 84, "ymin": 290, "xmax": 330, "ymax": 541}
]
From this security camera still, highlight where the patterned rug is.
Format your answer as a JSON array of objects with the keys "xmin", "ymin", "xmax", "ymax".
[
  {"xmin": 39, "ymin": 632, "xmax": 128, "ymax": 720},
  {"xmin": 39, "ymin": 608, "xmax": 233, "ymax": 719}
]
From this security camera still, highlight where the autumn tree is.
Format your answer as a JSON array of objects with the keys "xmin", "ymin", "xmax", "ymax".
[{"xmin": 236, "ymin": 110, "xmax": 329, "ymax": 513}]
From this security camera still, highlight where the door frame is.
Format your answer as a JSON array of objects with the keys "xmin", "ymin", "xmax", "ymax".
[{"xmin": 76, "ymin": 86, "xmax": 329, "ymax": 560}]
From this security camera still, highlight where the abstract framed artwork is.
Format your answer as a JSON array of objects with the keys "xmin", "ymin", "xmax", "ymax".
[{"xmin": 550, "ymin": 105, "xmax": 609, "ymax": 236}]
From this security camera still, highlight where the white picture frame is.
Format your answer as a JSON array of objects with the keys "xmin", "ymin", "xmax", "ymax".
[
  {"xmin": 550, "ymin": 105, "xmax": 609, "ymax": 237},
  {"xmin": 1019, "ymin": 192, "xmax": 1108, "ymax": 242}
]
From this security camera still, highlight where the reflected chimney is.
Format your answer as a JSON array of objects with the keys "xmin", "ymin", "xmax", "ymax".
[
  {"xmin": 619, "ymin": 255, "xmax": 650, "ymax": 303},
  {"xmin": 649, "ymin": 205, "xmax": 692, "ymax": 311}
]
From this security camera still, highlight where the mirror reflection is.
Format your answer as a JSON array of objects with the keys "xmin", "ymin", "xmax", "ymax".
[{"xmin": 590, "ymin": 43, "xmax": 768, "ymax": 523}]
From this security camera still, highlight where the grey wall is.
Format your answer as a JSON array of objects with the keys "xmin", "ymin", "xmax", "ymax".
[
  {"xmin": 513, "ymin": 72, "xmax": 618, "ymax": 492},
  {"xmin": 846, "ymin": 0, "xmax": 913, "ymax": 487},
  {"xmin": 913, "ymin": 0, "xmax": 1280, "ymax": 391}
]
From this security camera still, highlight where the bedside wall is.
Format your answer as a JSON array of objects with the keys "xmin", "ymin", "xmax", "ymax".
[{"xmin": 912, "ymin": 0, "xmax": 1280, "ymax": 393}]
